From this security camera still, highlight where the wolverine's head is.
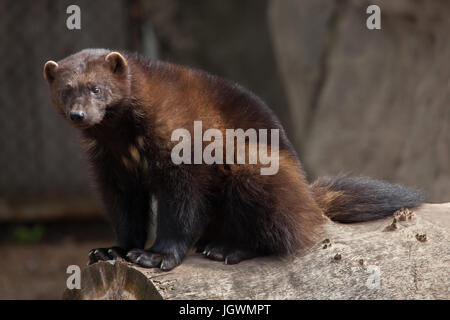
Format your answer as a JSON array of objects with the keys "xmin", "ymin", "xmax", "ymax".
[{"xmin": 43, "ymin": 49, "xmax": 130, "ymax": 128}]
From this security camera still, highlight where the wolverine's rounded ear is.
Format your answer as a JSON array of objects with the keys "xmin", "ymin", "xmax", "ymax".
[
  {"xmin": 105, "ymin": 52, "xmax": 128, "ymax": 75},
  {"xmin": 43, "ymin": 61, "xmax": 59, "ymax": 82}
]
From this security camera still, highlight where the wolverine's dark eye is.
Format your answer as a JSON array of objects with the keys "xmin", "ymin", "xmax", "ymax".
[
  {"xmin": 91, "ymin": 86, "xmax": 100, "ymax": 94},
  {"xmin": 60, "ymin": 85, "xmax": 73, "ymax": 102}
]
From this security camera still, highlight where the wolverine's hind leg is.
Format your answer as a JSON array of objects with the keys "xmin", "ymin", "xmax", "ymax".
[
  {"xmin": 202, "ymin": 242, "xmax": 259, "ymax": 264},
  {"xmin": 199, "ymin": 215, "xmax": 266, "ymax": 264},
  {"xmin": 200, "ymin": 171, "xmax": 278, "ymax": 264},
  {"xmin": 201, "ymin": 154, "xmax": 324, "ymax": 264}
]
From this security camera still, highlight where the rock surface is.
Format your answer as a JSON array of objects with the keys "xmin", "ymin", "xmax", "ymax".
[
  {"xmin": 269, "ymin": 0, "xmax": 450, "ymax": 202},
  {"xmin": 63, "ymin": 203, "xmax": 450, "ymax": 300}
]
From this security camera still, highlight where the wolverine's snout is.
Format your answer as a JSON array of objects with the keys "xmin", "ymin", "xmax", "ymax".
[{"xmin": 69, "ymin": 110, "xmax": 85, "ymax": 122}]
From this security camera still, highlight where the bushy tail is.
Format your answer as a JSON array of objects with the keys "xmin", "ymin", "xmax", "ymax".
[{"xmin": 310, "ymin": 174, "xmax": 425, "ymax": 223}]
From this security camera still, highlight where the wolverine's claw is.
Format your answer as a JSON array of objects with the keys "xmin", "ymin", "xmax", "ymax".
[
  {"xmin": 88, "ymin": 246, "xmax": 128, "ymax": 265},
  {"xmin": 127, "ymin": 249, "xmax": 181, "ymax": 271}
]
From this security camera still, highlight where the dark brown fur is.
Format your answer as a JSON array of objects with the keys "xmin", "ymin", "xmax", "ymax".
[{"xmin": 43, "ymin": 49, "xmax": 424, "ymax": 270}]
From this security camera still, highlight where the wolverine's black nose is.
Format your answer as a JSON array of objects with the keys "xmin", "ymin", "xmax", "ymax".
[{"xmin": 69, "ymin": 110, "xmax": 85, "ymax": 122}]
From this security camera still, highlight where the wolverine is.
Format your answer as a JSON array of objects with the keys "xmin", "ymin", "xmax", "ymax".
[{"xmin": 43, "ymin": 49, "xmax": 424, "ymax": 271}]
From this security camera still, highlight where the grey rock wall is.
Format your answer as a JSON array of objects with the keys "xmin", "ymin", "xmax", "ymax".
[{"xmin": 269, "ymin": 0, "xmax": 450, "ymax": 202}]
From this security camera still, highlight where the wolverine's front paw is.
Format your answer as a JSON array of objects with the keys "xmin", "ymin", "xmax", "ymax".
[
  {"xmin": 88, "ymin": 246, "xmax": 128, "ymax": 265},
  {"xmin": 126, "ymin": 249, "xmax": 181, "ymax": 271}
]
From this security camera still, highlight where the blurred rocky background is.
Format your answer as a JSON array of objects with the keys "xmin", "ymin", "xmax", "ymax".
[
  {"xmin": 270, "ymin": 0, "xmax": 450, "ymax": 202},
  {"xmin": 0, "ymin": 0, "xmax": 448, "ymax": 299}
]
